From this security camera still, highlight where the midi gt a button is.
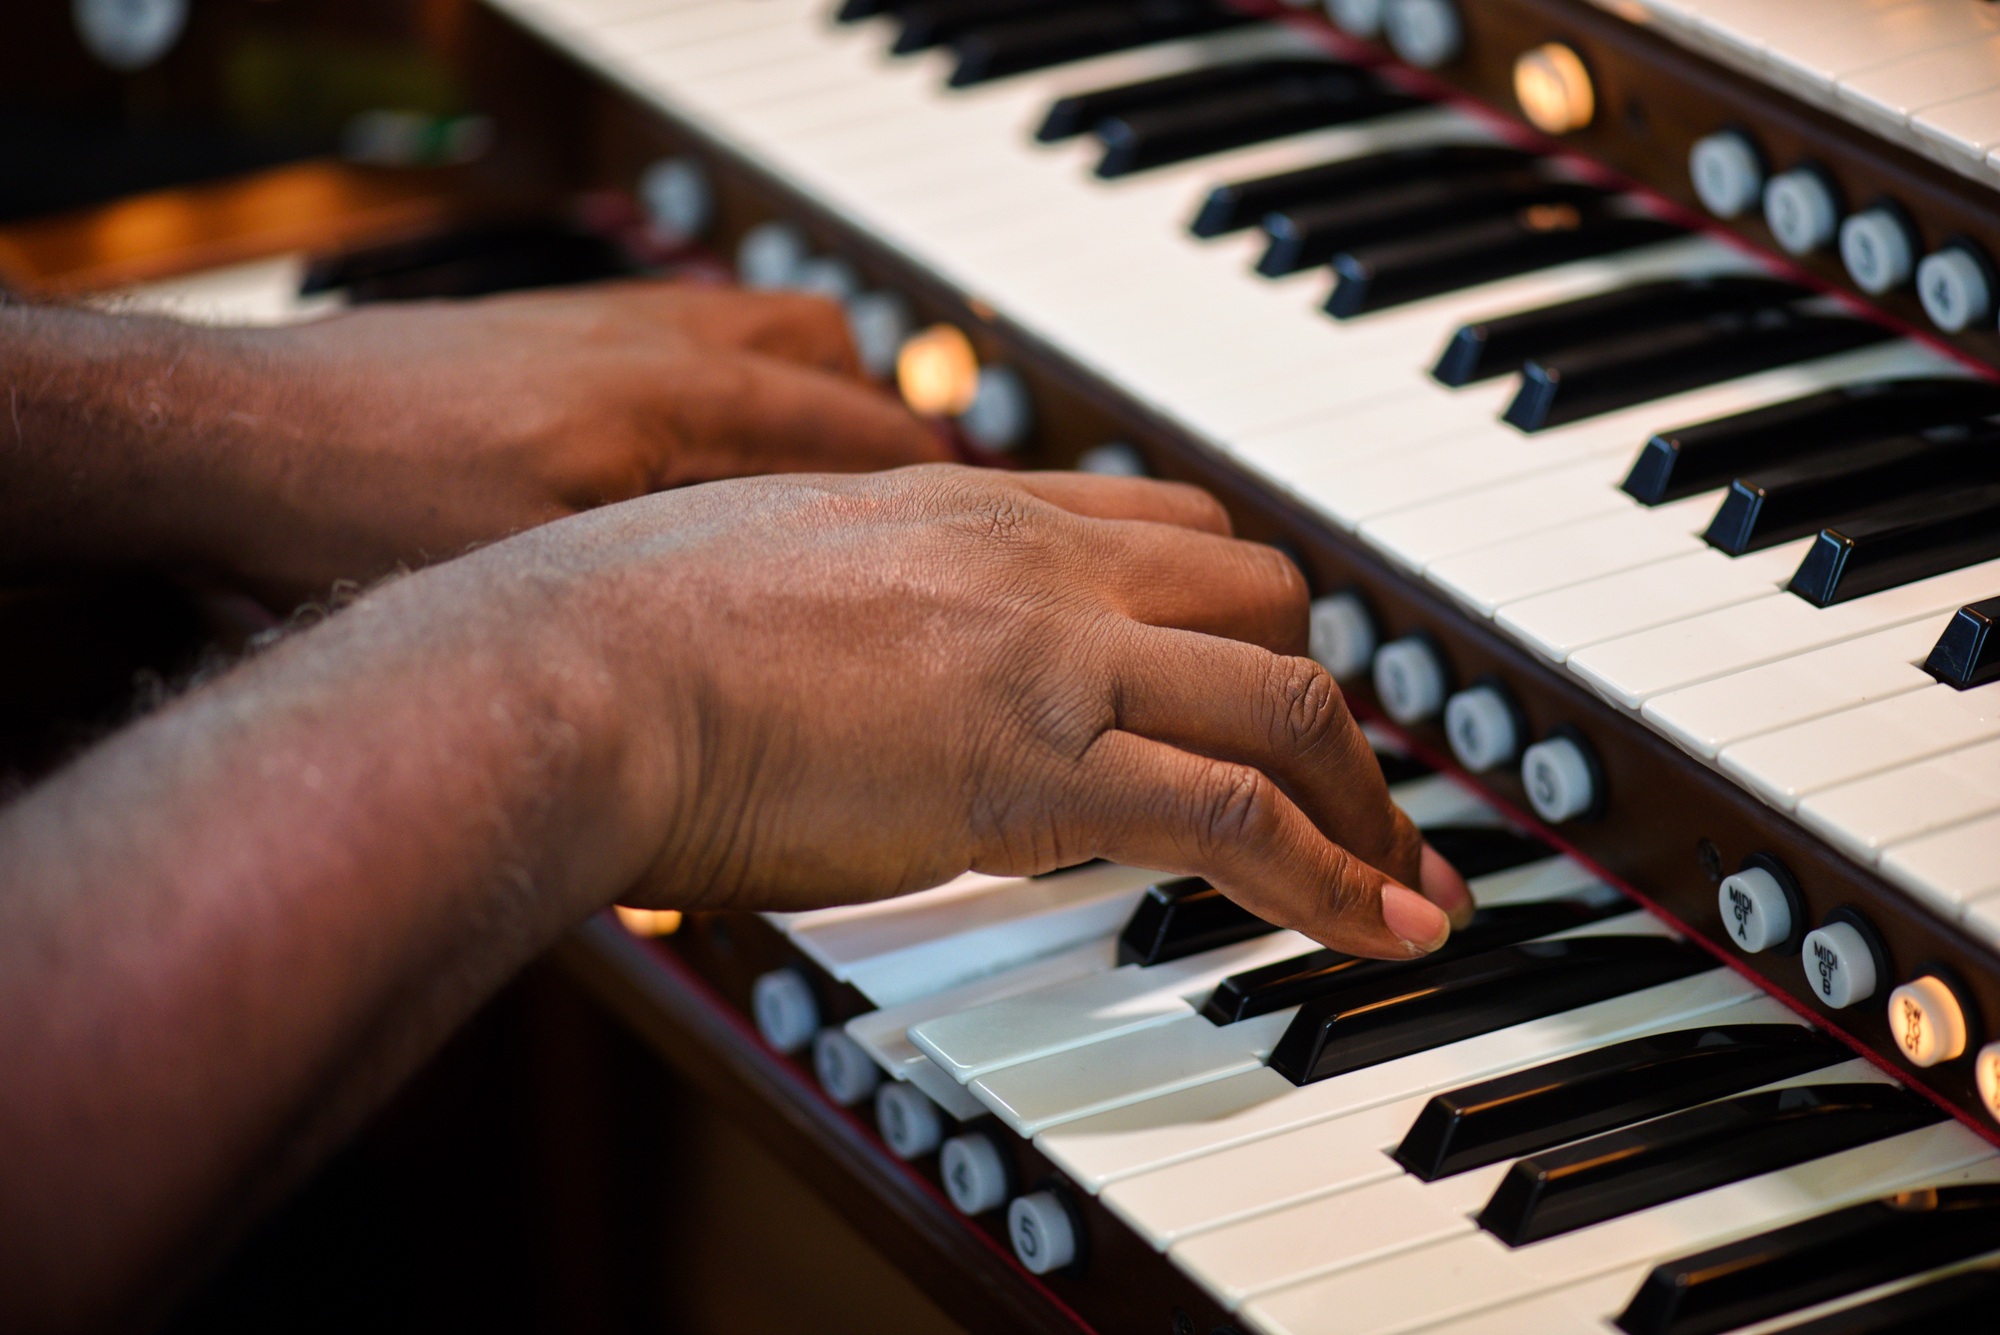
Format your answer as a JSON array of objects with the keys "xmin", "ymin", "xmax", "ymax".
[{"xmin": 1717, "ymin": 861, "xmax": 1797, "ymax": 954}]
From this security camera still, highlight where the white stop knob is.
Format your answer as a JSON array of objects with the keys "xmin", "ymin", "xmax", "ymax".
[
  {"xmin": 1076, "ymin": 441, "xmax": 1147, "ymax": 477},
  {"xmin": 794, "ymin": 255, "xmax": 860, "ymax": 302},
  {"xmin": 1383, "ymin": 0, "xmax": 1462, "ymax": 69},
  {"xmin": 638, "ymin": 156, "xmax": 712, "ymax": 244},
  {"xmin": 812, "ymin": 1028, "xmax": 881, "ymax": 1106},
  {"xmin": 1801, "ymin": 921, "xmax": 1879, "ymax": 1009},
  {"xmin": 1326, "ymin": 0, "xmax": 1386, "ymax": 37},
  {"xmin": 1443, "ymin": 684, "xmax": 1520, "ymax": 773},
  {"xmin": 1917, "ymin": 246, "xmax": 1994, "ymax": 333},
  {"xmin": 1888, "ymin": 976, "xmax": 1969, "ymax": 1068},
  {"xmin": 1717, "ymin": 867, "xmax": 1792, "ymax": 953},
  {"xmin": 875, "ymin": 1083, "xmax": 945, "ymax": 1160},
  {"xmin": 1763, "ymin": 167, "xmax": 1839, "ymax": 256},
  {"xmin": 845, "ymin": 290, "xmax": 913, "ymax": 381},
  {"xmin": 737, "ymin": 221, "xmax": 809, "ymax": 291},
  {"xmin": 1309, "ymin": 592, "xmax": 1377, "ymax": 680},
  {"xmin": 1008, "ymin": 1191, "xmax": 1078, "ymax": 1275},
  {"xmin": 1689, "ymin": 130, "xmax": 1764, "ymax": 219},
  {"xmin": 1840, "ymin": 207, "xmax": 1915, "ymax": 295},
  {"xmin": 940, "ymin": 1133, "xmax": 1010, "ymax": 1215},
  {"xmin": 1521, "ymin": 735, "xmax": 1596, "ymax": 824},
  {"xmin": 960, "ymin": 365, "xmax": 1033, "ymax": 452},
  {"xmin": 1374, "ymin": 636, "xmax": 1448, "ymax": 724},
  {"xmin": 751, "ymin": 968, "xmax": 818, "ymax": 1054},
  {"xmin": 75, "ymin": 0, "xmax": 188, "ymax": 70}
]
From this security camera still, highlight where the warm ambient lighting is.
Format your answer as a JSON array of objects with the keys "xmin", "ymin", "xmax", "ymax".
[
  {"xmin": 613, "ymin": 905, "xmax": 683, "ymax": 937},
  {"xmin": 1514, "ymin": 42, "xmax": 1595, "ymax": 135},
  {"xmin": 896, "ymin": 323, "xmax": 980, "ymax": 416}
]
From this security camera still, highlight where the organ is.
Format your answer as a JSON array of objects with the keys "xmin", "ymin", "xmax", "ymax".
[{"xmin": 16, "ymin": 1, "xmax": 2000, "ymax": 1331}]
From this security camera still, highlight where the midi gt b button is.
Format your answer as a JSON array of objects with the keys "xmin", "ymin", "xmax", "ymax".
[
  {"xmin": 1887, "ymin": 975, "xmax": 1970, "ymax": 1068},
  {"xmin": 1800, "ymin": 919, "xmax": 1879, "ymax": 1009}
]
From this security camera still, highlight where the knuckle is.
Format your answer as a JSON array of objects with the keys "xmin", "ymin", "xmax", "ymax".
[
  {"xmin": 1267, "ymin": 655, "xmax": 1348, "ymax": 758},
  {"xmin": 1190, "ymin": 760, "xmax": 1273, "ymax": 855}
]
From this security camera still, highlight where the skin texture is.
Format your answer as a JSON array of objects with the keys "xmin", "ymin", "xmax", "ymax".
[
  {"xmin": 0, "ymin": 291, "xmax": 1472, "ymax": 1331},
  {"xmin": 0, "ymin": 285, "xmax": 948, "ymax": 602}
]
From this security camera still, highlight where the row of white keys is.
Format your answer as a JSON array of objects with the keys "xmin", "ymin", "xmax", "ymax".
[
  {"xmin": 1799, "ymin": 733, "xmax": 2000, "ymax": 862},
  {"xmin": 965, "ymin": 859, "xmax": 1617, "ymax": 1137},
  {"xmin": 1036, "ymin": 967, "xmax": 1756, "ymax": 1194},
  {"xmin": 1238, "ymin": 1124, "xmax": 1999, "ymax": 1334},
  {"xmin": 1170, "ymin": 1055, "xmax": 1889, "ymax": 1309},
  {"xmin": 1097, "ymin": 991, "xmax": 1800, "ymax": 1251},
  {"xmin": 1572, "ymin": 555, "xmax": 2000, "ymax": 709},
  {"xmin": 1717, "ymin": 678, "xmax": 2000, "ymax": 810},
  {"xmin": 1883, "ymin": 811, "xmax": 2000, "ymax": 926}
]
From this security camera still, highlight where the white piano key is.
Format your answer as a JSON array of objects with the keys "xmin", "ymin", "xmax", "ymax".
[
  {"xmin": 1362, "ymin": 461, "xmax": 1656, "ymax": 575},
  {"xmin": 784, "ymin": 862, "xmax": 1159, "ymax": 1006},
  {"xmin": 1388, "ymin": 773, "xmax": 1505, "ymax": 828},
  {"xmin": 968, "ymin": 1008, "xmax": 1296, "ymax": 1136},
  {"xmin": 844, "ymin": 937, "xmax": 1116, "ymax": 1082},
  {"xmin": 1498, "ymin": 540, "xmax": 1815, "ymax": 666},
  {"xmin": 908, "ymin": 930, "xmax": 1317, "ymax": 1083},
  {"xmin": 1035, "ymin": 969, "xmax": 1755, "ymax": 1192},
  {"xmin": 1567, "ymin": 556, "xmax": 2000, "ymax": 708},
  {"xmin": 1238, "ymin": 1127, "xmax": 1999, "ymax": 1333},
  {"xmin": 1880, "ymin": 811, "xmax": 2000, "ymax": 920},
  {"xmin": 1403, "ymin": 1265, "xmax": 1655, "ymax": 1335},
  {"xmin": 1427, "ymin": 493, "xmax": 1720, "ymax": 615},
  {"xmin": 1100, "ymin": 993, "xmax": 1799, "ymax": 1250},
  {"xmin": 1718, "ymin": 680, "xmax": 2000, "ymax": 810},
  {"xmin": 1798, "ymin": 735, "xmax": 2000, "ymax": 861},
  {"xmin": 1639, "ymin": 615, "xmax": 1945, "ymax": 759}
]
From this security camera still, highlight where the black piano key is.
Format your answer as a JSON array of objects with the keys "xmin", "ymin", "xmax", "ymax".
[
  {"xmin": 1039, "ymin": 57, "xmax": 1342, "ymax": 142},
  {"xmin": 1267, "ymin": 935, "xmax": 1714, "ymax": 1085},
  {"xmin": 1190, "ymin": 143, "xmax": 1537, "ymax": 237},
  {"xmin": 1433, "ymin": 276, "xmax": 1813, "ymax": 387},
  {"xmin": 837, "ymin": 0, "xmax": 907, "ymax": 20},
  {"xmin": 1259, "ymin": 174, "xmax": 1607, "ymax": 278},
  {"xmin": 1201, "ymin": 887, "xmax": 1629, "ymax": 1024},
  {"xmin": 1789, "ymin": 483, "xmax": 2000, "ymax": 606},
  {"xmin": 1476, "ymin": 1083, "xmax": 1942, "ymax": 1247},
  {"xmin": 1325, "ymin": 203, "xmax": 1684, "ymax": 318},
  {"xmin": 1702, "ymin": 421, "xmax": 2000, "ymax": 556},
  {"xmin": 1504, "ymin": 307, "xmax": 1891, "ymax": 433},
  {"xmin": 1621, "ymin": 378, "xmax": 2000, "ymax": 506},
  {"xmin": 1095, "ymin": 68, "xmax": 1421, "ymax": 177},
  {"xmin": 895, "ymin": 0, "xmax": 1070, "ymax": 53},
  {"xmin": 1376, "ymin": 748, "xmax": 1435, "ymax": 787},
  {"xmin": 1117, "ymin": 876, "xmax": 1272, "ymax": 966},
  {"xmin": 1616, "ymin": 1183, "xmax": 2000, "ymax": 1335},
  {"xmin": 1395, "ymin": 1024, "xmax": 1847, "ymax": 1183},
  {"xmin": 949, "ymin": 1, "xmax": 1253, "ymax": 87},
  {"xmin": 1761, "ymin": 1264, "xmax": 2000, "ymax": 1335},
  {"xmin": 1924, "ymin": 594, "xmax": 2000, "ymax": 689},
  {"xmin": 1421, "ymin": 825, "xmax": 1555, "ymax": 879}
]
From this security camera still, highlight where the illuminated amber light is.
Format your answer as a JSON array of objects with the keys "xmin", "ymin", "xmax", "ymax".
[
  {"xmin": 613, "ymin": 906, "xmax": 683, "ymax": 937},
  {"xmin": 1521, "ymin": 201, "xmax": 1583, "ymax": 232},
  {"xmin": 1514, "ymin": 43, "xmax": 1595, "ymax": 135},
  {"xmin": 896, "ymin": 323, "xmax": 980, "ymax": 416}
]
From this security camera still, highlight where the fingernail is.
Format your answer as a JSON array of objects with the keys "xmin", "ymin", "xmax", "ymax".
[
  {"xmin": 1420, "ymin": 845, "xmax": 1477, "ymax": 931},
  {"xmin": 1382, "ymin": 883, "xmax": 1451, "ymax": 955}
]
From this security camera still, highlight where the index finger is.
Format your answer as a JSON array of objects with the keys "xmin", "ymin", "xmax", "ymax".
[{"xmin": 1002, "ymin": 470, "xmax": 1234, "ymax": 536}]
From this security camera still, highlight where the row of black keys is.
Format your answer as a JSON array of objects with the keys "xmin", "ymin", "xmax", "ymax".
[
  {"xmin": 847, "ymin": 9, "xmax": 2000, "ymax": 615},
  {"xmin": 1119, "ymin": 832, "xmax": 1995, "ymax": 1328}
]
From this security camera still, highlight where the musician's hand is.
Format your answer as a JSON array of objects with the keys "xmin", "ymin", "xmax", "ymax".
[
  {"xmin": 220, "ymin": 281, "xmax": 946, "ymax": 597},
  {"xmin": 500, "ymin": 464, "xmax": 1469, "ymax": 957}
]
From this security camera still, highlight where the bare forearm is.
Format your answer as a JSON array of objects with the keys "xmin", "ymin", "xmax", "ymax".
[{"xmin": 0, "ymin": 556, "xmax": 647, "ymax": 1332}]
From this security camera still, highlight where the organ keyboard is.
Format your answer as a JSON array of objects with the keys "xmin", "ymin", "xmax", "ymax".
[{"xmin": 493, "ymin": 1, "xmax": 2000, "ymax": 1330}]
